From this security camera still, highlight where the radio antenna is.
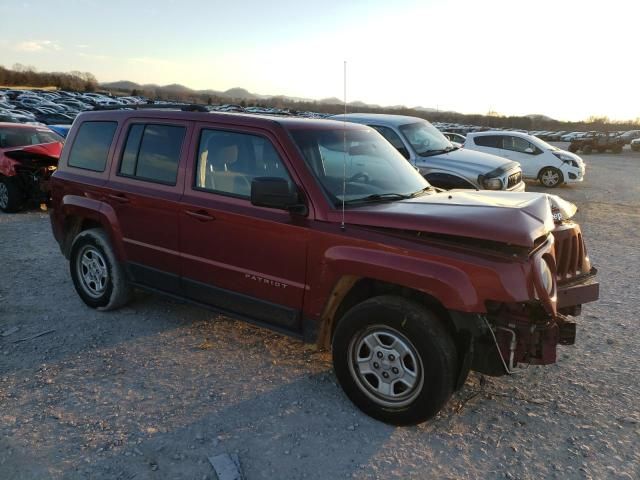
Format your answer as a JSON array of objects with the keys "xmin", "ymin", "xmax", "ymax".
[{"xmin": 341, "ymin": 60, "xmax": 347, "ymax": 231}]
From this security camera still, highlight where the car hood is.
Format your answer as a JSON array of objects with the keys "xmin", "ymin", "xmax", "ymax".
[
  {"xmin": 345, "ymin": 190, "xmax": 558, "ymax": 248},
  {"xmin": 422, "ymin": 147, "xmax": 520, "ymax": 177},
  {"xmin": 2, "ymin": 141, "xmax": 62, "ymax": 166}
]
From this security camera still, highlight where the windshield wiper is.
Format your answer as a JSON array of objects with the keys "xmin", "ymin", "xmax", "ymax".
[
  {"xmin": 408, "ymin": 186, "xmax": 435, "ymax": 198},
  {"xmin": 418, "ymin": 145, "xmax": 458, "ymax": 157},
  {"xmin": 343, "ymin": 193, "xmax": 410, "ymax": 205}
]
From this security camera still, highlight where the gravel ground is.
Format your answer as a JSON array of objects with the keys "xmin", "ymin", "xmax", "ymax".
[{"xmin": 1, "ymin": 144, "xmax": 638, "ymax": 480}]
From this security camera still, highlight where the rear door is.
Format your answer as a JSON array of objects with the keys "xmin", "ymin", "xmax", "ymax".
[
  {"xmin": 179, "ymin": 123, "xmax": 309, "ymax": 333},
  {"xmin": 103, "ymin": 119, "xmax": 192, "ymax": 293}
]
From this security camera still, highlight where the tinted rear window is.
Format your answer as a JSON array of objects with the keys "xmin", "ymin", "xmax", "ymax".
[
  {"xmin": 68, "ymin": 121, "xmax": 117, "ymax": 172},
  {"xmin": 473, "ymin": 135, "xmax": 502, "ymax": 148}
]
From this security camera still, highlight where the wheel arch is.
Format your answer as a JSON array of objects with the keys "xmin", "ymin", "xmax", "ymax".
[
  {"xmin": 316, "ymin": 276, "xmax": 460, "ymax": 351},
  {"xmin": 59, "ymin": 196, "xmax": 125, "ymax": 260}
]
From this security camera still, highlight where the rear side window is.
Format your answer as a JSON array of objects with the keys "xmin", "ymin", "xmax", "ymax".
[
  {"xmin": 473, "ymin": 135, "xmax": 501, "ymax": 148},
  {"xmin": 118, "ymin": 124, "xmax": 186, "ymax": 185},
  {"xmin": 68, "ymin": 121, "xmax": 117, "ymax": 172}
]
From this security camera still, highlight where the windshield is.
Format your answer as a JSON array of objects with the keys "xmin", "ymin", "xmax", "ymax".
[
  {"xmin": 399, "ymin": 121, "xmax": 454, "ymax": 156},
  {"xmin": 531, "ymin": 135, "xmax": 559, "ymax": 151},
  {"xmin": 0, "ymin": 127, "xmax": 63, "ymax": 148},
  {"xmin": 290, "ymin": 126, "xmax": 430, "ymax": 207}
]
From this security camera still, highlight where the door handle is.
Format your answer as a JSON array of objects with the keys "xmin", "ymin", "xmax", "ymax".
[
  {"xmin": 107, "ymin": 193, "xmax": 129, "ymax": 203},
  {"xmin": 185, "ymin": 209, "xmax": 215, "ymax": 222}
]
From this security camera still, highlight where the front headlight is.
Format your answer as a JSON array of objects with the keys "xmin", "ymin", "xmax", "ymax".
[
  {"xmin": 552, "ymin": 152, "xmax": 579, "ymax": 167},
  {"xmin": 482, "ymin": 177, "xmax": 503, "ymax": 190},
  {"xmin": 539, "ymin": 257, "xmax": 554, "ymax": 295}
]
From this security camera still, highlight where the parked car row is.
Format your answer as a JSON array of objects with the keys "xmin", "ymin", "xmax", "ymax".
[{"xmin": 0, "ymin": 88, "xmax": 148, "ymax": 125}]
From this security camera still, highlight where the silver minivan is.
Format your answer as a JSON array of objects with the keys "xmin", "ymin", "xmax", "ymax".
[{"xmin": 331, "ymin": 114, "xmax": 525, "ymax": 192}]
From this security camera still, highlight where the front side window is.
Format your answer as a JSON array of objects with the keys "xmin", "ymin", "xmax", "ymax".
[
  {"xmin": 502, "ymin": 136, "xmax": 539, "ymax": 154},
  {"xmin": 118, "ymin": 124, "xmax": 185, "ymax": 184},
  {"xmin": 195, "ymin": 129, "xmax": 293, "ymax": 198},
  {"xmin": 370, "ymin": 125, "xmax": 410, "ymax": 159},
  {"xmin": 290, "ymin": 126, "xmax": 430, "ymax": 207},
  {"xmin": 68, "ymin": 121, "xmax": 117, "ymax": 172}
]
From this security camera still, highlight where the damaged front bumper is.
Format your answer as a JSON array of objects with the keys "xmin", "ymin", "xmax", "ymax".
[{"xmin": 468, "ymin": 269, "xmax": 599, "ymax": 377}]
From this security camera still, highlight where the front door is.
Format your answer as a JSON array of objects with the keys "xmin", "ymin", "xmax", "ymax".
[
  {"xmin": 179, "ymin": 124, "xmax": 309, "ymax": 333},
  {"xmin": 499, "ymin": 135, "xmax": 542, "ymax": 178},
  {"xmin": 104, "ymin": 119, "xmax": 192, "ymax": 292}
]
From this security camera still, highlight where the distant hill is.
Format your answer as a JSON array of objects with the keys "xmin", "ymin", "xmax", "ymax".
[{"xmin": 526, "ymin": 114, "xmax": 557, "ymax": 122}]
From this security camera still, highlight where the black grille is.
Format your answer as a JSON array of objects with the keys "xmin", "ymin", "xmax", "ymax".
[{"xmin": 507, "ymin": 171, "xmax": 522, "ymax": 189}]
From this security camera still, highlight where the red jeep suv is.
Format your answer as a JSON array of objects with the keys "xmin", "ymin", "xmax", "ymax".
[{"xmin": 49, "ymin": 108, "xmax": 599, "ymax": 425}]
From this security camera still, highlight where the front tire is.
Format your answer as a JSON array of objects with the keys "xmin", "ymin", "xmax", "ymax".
[
  {"xmin": 0, "ymin": 177, "xmax": 24, "ymax": 213},
  {"xmin": 69, "ymin": 228, "xmax": 132, "ymax": 310},
  {"xmin": 332, "ymin": 296, "xmax": 457, "ymax": 425},
  {"xmin": 539, "ymin": 167, "xmax": 564, "ymax": 188}
]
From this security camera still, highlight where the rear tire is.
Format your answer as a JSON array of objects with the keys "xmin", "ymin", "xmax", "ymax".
[
  {"xmin": 568, "ymin": 144, "xmax": 578, "ymax": 153},
  {"xmin": 0, "ymin": 177, "xmax": 24, "ymax": 213},
  {"xmin": 69, "ymin": 228, "xmax": 132, "ymax": 310},
  {"xmin": 332, "ymin": 295, "xmax": 457, "ymax": 425}
]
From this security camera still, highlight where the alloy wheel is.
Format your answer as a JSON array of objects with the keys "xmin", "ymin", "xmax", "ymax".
[
  {"xmin": 76, "ymin": 246, "xmax": 109, "ymax": 298},
  {"xmin": 541, "ymin": 169, "xmax": 560, "ymax": 187},
  {"xmin": 348, "ymin": 326, "xmax": 424, "ymax": 408}
]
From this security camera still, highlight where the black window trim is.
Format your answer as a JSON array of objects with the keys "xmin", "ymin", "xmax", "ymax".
[
  {"xmin": 191, "ymin": 126, "xmax": 295, "ymax": 201},
  {"xmin": 67, "ymin": 120, "xmax": 118, "ymax": 173},
  {"xmin": 116, "ymin": 122, "xmax": 186, "ymax": 187}
]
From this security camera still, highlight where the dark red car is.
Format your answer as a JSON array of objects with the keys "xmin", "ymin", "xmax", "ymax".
[
  {"xmin": 0, "ymin": 123, "xmax": 63, "ymax": 212},
  {"xmin": 49, "ymin": 109, "xmax": 599, "ymax": 425}
]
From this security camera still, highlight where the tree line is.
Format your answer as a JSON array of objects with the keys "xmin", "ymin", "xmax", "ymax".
[{"xmin": 0, "ymin": 64, "xmax": 98, "ymax": 92}]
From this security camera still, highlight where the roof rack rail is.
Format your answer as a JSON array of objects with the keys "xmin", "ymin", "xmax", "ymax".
[{"xmin": 91, "ymin": 103, "xmax": 209, "ymax": 112}]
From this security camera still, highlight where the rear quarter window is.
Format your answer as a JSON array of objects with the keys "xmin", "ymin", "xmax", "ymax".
[{"xmin": 67, "ymin": 121, "xmax": 118, "ymax": 172}]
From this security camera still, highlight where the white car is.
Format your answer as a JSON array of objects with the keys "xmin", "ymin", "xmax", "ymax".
[
  {"xmin": 561, "ymin": 132, "xmax": 586, "ymax": 142},
  {"xmin": 631, "ymin": 138, "xmax": 640, "ymax": 152},
  {"xmin": 465, "ymin": 131, "xmax": 586, "ymax": 188}
]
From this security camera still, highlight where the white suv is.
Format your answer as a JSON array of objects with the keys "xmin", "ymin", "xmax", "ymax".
[{"xmin": 465, "ymin": 131, "xmax": 586, "ymax": 188}]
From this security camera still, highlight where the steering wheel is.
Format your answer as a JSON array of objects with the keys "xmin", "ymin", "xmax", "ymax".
[{"xmin": 348, "ymin": 172, "xmax": 370, "ymax": 183}]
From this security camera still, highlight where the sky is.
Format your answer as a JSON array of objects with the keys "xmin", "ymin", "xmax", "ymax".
[{"xmin": 0, "ymin": 0, "xmax": 638, "ymax": 121}]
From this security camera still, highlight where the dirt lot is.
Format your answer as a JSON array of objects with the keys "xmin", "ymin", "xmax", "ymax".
[{"xmin": 1, "ymin": 144, "xmax": 639, "ymax": 480}]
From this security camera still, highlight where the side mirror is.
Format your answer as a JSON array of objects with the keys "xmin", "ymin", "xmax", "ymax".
[
  {"xmin": 251, "ymin": 177, "xmax": 307, "ymax": 215},
  {"xmin": 524, "ymin": 147, "xmax": 534, "ymax": 154}
]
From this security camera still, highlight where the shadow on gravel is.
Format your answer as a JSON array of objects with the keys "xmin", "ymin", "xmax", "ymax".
[
  {"xmin": 3, "ymin": 371, "xmax": 394, "ymax": 480},
  {"xmin": 0, "ymin": 291, "xmax": 217, "ymax": 377}
]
